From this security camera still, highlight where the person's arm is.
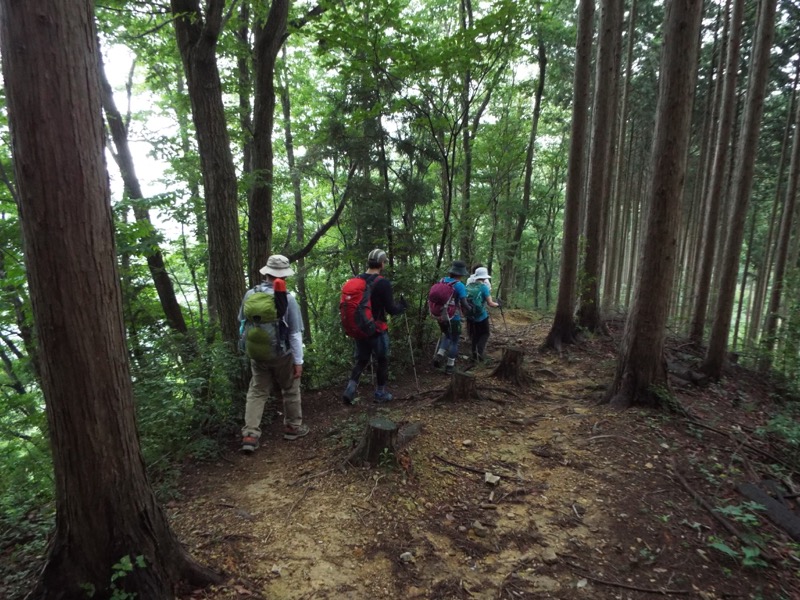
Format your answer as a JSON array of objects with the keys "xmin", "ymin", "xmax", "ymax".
[
  {"xmin": 484, "ymin": 285, "xmax": 499, "ymax": 308},
  {"xmin": 285, "ymin": 294, "xmax": 304, "ymax": 374},
  {"xmin": 456, "ymin": 282, "xmax": 470, "ymax": 313},
  {"xmin": 373, "ymin": 278, "xmax": 405, "ymax": 317}
]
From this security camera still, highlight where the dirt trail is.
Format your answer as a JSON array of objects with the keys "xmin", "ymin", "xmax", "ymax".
[{"xmin": 172, "ymin": 313, "xmax": 798, "ymax": 599}]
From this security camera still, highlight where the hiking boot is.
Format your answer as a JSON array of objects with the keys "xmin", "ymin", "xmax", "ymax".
[
  {"xmin": 444, "ymin": 364, "xmax": 455, "ymax": 375},
  {"xmin": 373, "ymin": 389, "xmax": 394, "ymax": 403},
  {"xmin": 283, "ymin": 423, "xmax": 310, "ymax": 441},
  {"xmin": 241, "ymin": 435, "xmax": 259, "ymax": 453},
  {"xmin": 433, "ymin": 354, "xmax": 444, "ymax": 369},
  {"xmin": 342, "ymin": 380, "xmax": 357, "ymax": 405}
]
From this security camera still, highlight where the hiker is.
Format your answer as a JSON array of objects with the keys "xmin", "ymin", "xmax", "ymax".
[
  {"xmin": 340, "ymin": 249, "xmax": 407, "ymax": 404},
  {"xmin": 430, "ymin": 260, "xmax": 471, "ymax": 374},
  {"xmin": 240, "ymin": 254, "xmax": 308, "ymax": 453},
  {"xmin": 465, "ymin": 266, "xmax": 500, "ymax": 362}
]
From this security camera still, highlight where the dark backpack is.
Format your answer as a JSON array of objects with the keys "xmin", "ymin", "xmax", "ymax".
[
  {"xmin": 240, "ymin": 281, "xmax": 289, "ymax": 361},
  {"xmin": 428, "ymin": 279, "xmax": 457, "ymax": 322},
  {"xmin": 464, "ymin": 282, "xmax": 485, "ymax": 321},
  {"xmin": 340, "ymin": 274, "xmax": 384, "ymax": 339}
]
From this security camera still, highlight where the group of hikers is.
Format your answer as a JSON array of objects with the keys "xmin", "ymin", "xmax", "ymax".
[{"xmin": 239, "ymin": 250, "xmax": 500, "ymax": 453}]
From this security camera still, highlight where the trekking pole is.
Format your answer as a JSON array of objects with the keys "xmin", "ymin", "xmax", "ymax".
[
  {"xmin": 403, "ymin": 313, "xmax": 421, "ymax": 393},
  {"xmin": 497, "ymin": 298, "xmax": 509, "ymax": 335}
]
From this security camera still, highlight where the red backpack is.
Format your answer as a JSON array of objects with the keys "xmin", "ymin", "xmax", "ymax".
[
  {"xmin": 428, "ymin": 279, "xmax": 457, "ymax": 322},
  {"xmin": 340, "ymin": 274, "xmax": 385, "ymax": 339}
]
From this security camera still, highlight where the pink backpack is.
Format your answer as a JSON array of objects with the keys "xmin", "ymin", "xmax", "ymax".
[{"xmin": 428, "ymin": 279, "xmax": 457, "ymax": 322}]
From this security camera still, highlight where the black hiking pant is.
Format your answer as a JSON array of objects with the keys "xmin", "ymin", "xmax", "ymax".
[{"xmin": 468, "ymin": 318, "xmax": 490, "ymax": 360}]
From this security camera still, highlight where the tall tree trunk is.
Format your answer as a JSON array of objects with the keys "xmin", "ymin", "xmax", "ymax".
[
  {"xmin": 279, "ymin": 46, "xmax": 313, "ymax": 341},
  {"xmin": 733, "ymin": 202, "xmax": 757, "ymax": 350},
  {"xmin": 689, "ymin": 0, "xmax": 744, "ymax": 343},
  {"xmin": 577, "ymin": 0, "xmax": 622, "ymax": 333},
  {"xmin": 458, "ymin": 0, "xmax": 474, "ymax": 263},
  {"xmin": 748, "ymin": 62, "xmax": 799, "ymax": 346},
  {"xmin": 98, "ymin": 53, "xmax": 194, "ymax": 345},
  {"xmin": 543, "ymin": 0, "xmax": 594, "ymax": 350},
  {"xmin": 0, "ymin": 1, "xmax": 221, "ymax": 596},
  {"xmin": 171, "ymin": 0, "xmax": 246, "ymax": 347},
  {"xmin": 606, "ymin": 0, "xmax": 704, "ymax": 408},
  {"xmin": 702, "ymin": 0, "xmax": 778, "ymax": 378},
  {"xmin": 760, "ymin": 88, "xmax": 800, "ymax": 367},
  {"xmin": 499, "ymin": 40, "xmax": 547, "ymax": 304},
  {"xmin": 248, "ymin": 0, "xmax": 290, "ymax": 286}
]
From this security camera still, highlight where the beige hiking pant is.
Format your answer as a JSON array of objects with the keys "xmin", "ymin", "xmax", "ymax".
[{"xmin": 242, "ymin": 353, "xmax": 302, "ymax": 438}]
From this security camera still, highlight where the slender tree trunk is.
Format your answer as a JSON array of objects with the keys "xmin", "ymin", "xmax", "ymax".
[
  {"xmin": 98, "ymin": 54, "xmax": 194, "ymax": 344},
  {"xmin": 606, "ymin": 0, "xmax": 704, "ymax": 408},
  {"xmin": 248, "ymin": 0, "xmax": 290, "ymax": 286},
  {"xmin": 733, "ymin": 202, "xmax": 757, "ymax": 350},
  {"xmin": 690, "ymin": 0, "xmax": 744, "ymax": 343},
  {"xmin": 702, "ymin": 0, "xmax": 778, "ymax": 378},
  {"xmin": 171, "ymin": 0, "xmax": 246, "ymax": 346},
  {"xmin": 458, "ymin": 0, "xmax": 474, "ymax": 263},
  {"xmin": 760, "ymin": 89, "xmax": 800, "ymax": 366},
  {"xmin": 577, "ymin": 0, "xmax": 622, "ymax": 333},
  {"xmin": 543, "ymin": 0, "xmax": 594, "ymax": 350},
  {"xmin": 748, "ymin": 62, "xmax": 799, "ymax": 346},
  {"xmin": 0, "ymin": 1, "xmax": 221, "ymax": 596},
  {"xmin": 279, "ymin": 46, "xmax": 313, "ymax": 341}
]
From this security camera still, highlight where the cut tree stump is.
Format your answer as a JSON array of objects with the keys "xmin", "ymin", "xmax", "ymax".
[
  {"xmin": 490, "ymin": 347, "xmax": 531, "ymax": 385},
  {"xmin": 435, "ymin": 370, "xmax": 484, "ymax": 402},
  {"xmin": 346, "ymin": 416, "xmax": 398, "ymax": 467}
]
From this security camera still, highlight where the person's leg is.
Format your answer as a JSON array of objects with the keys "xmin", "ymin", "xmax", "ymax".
[
  {"xmin": 468, "ymin": 320, "xmax": 478, "ymax": 359},
  {"xmin": 374, "ymin": 333, "xmax": 393, "ymax": 402},
  {"xmin": 475, "ymin": 319, "xmax": 490, "ymax": 360},
  {"xmin": 445, "ymin": 321, "xmax": 461, "ymax": 373},
  {"xmin": 434, "ymin": 321, "xmax": 450, "ymax": 367},
  {"xmin": 242, "ymin": 360, "xmax": 274, "ymax": 446},
  {"xmin": 343, "ymin": 339, "xmax": 372, "ymax": 403},
  {"xmin": 273, "ymin": 353, "xmax": 307, "ymax": 439}
]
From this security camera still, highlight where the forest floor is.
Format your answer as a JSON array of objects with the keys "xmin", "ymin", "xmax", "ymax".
[{"xmin": 169, "ymin": 311, "xmax": 800, "ymax": 600}]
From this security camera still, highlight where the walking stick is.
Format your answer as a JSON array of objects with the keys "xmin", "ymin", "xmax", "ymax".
[
  {"xmin": 404, "ymin": 313, "xmax": 421, "ymax": 392},
  {"xmin": 496, "ymin": 298, "xmax": 509, "ymax": 335}
]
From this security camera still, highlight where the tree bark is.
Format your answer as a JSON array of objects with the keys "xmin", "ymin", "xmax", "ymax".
[
  {"xmin": 0, "ymin": 1, "xmax": 221, "ymax": 597},
  {"xmin": 248, "ymin": 0, "xmax": 290, "ymax": 286},
  {"xmin": 171, "ymin": 0, "xmax": 246, "ymax": 347},
  {"xmin": 606, "ymin": 0, "xmax": 704, "ymax": 408},
  {"xmin": 490, "ymin": 348, "xmax": 531, "ymax": 386},
  {"xmin": 760, "ymin": 86, "xmax": 800, "ymax": 366},
  {"xmin": 542, "ymin": 0, "xmax": 594, "ymax": 351},
  {"xmin": 347, "ymin": 416, "xmax": 398, "ymax": 467},
  {"xmin": 702, "ymin": 0, "xmax": 778, "ymax": 378},
  {"xmin": 576, "ymin": 0, "xmax": 622, "ymax": 333},
  {"xmin": 689, "ymin": 0, "xmax": 744, "ymax": 343}
]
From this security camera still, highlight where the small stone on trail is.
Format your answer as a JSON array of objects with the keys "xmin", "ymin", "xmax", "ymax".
[
  {"xmin": 270, "ymin": 564, "xmax": 282, "ymax": 576},
  {"xmin": 400, "ymin": 552, "xmax": 415, "ymax": 564},
  {"xmin": 458, "ymin": 525, "xmax": 467, "ymax": 532},
  {"xmin": 541, "ymin": 549, "xmax": 558, "ymax": 564},
  {"xmin": 484, "ymin": 472, "xmax": 500, "ymax": 485},
  {"xmin": 472, "ymin": 520, "xmax": 489, "ymax": 538},
  {"xmin": 462, "ymin": 439, "xmax": 474, "ymax": 447}
]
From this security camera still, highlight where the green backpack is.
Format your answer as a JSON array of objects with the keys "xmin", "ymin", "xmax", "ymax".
[
  {"xmin": 241, "ymin": 290, "xmax": 286, "ymax": 361},
  {"xmin": 465, "ymin": 282, "xmax": 486, "ymax": 321}
]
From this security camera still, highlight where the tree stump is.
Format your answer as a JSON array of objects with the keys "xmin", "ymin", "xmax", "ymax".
[
  {"xmin": 435, "ymin": 370, "xmax": 484, "ymax": 402},
  {"xmin": 490, "ymin": 348, "xmax": 531, "ymax": 385},
  {"xmin": 346, "ymin": 416, "xmax": 398, "ymax": 467}
]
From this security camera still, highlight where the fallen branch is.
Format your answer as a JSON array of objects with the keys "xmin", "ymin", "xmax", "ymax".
[
  {"xmin": 432, "ymin": 454, "xmax": 528, "ymax": 484},
  {"xmin": 564, "ymin": 560, "xmax": 691, "ymax": 595},
  {"xmin": 286, "ymin": 485, "xmax": 312, "ymax": 521},
  {"xmin": 289, "ymin": 467, "xmax": 336, "ymax": 487},
  {"xmin": 671, "ymin": 461, "xmax": 776, "ymax": 562}
]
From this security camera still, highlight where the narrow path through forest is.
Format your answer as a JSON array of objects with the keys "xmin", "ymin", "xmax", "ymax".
[{"xmin": 171, "ymin": 313, "xmax": 799, "ymax": 599}]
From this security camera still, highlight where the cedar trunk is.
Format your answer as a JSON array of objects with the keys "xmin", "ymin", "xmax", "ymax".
[
  {"xmin": 606, "ymin": 0, "xmax": 704, "ymax": 408},
  {"xmin": 248, "ymin": 0, "xmax": 290, "ymax": 286},
  {"xmin": 702, "ymin": 0, "xmax": 778, "ymax": 378},
  {"xmin": 171, "ymin": 0, "xmax": 246, "ymax": 346},
  {"xmin": 542, "ymin": 0, "xmax": 594, "ymax": 350},
  {"xmin": 0, "ymin": 1, "xmax": 221, "ymax": 597},
  {"xmin": 576, "ymin": 0, "xmax": 622, "ymax": 333}
]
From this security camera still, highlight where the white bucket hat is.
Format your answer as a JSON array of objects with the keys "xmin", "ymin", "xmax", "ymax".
[
  {"xmin": 474, "ymin": 266, "xmax": 491, "ymax": 280},
  {"xmin": 259, "ymin": 254, "xmax": 294, "ymax": 278}
]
